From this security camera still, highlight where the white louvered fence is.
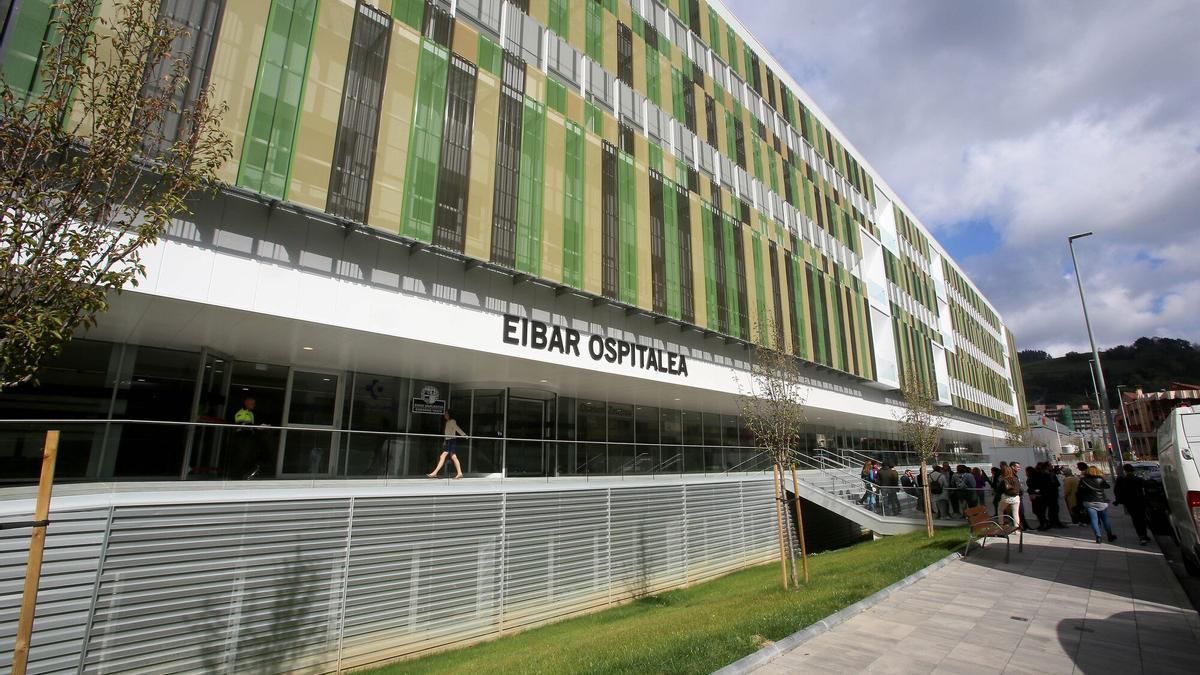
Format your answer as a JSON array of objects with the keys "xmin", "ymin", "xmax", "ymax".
[{"xmin": 0, "ymin": 476, "xmax": 777, "ymax": 673}]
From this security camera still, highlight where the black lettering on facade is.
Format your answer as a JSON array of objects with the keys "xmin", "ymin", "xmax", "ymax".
[{"xmin": 501, "ymin": 316, "xmax": 689, "ymax": 377}]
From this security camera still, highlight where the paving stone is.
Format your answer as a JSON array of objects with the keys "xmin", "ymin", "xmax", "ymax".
[{"xmin": 744, "ymin": 508, "xmax": 1200, "ymax": 675}]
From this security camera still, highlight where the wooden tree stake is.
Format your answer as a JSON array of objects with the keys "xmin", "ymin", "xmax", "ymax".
[
  {"xmin": 12, "ymin": 430, "xmax": 59, "ymax": 675},
  {"xmin": 790, "ymin": 464, "xmax": 810, "ymax": 583},
  {"xmin": 772, "ymin": 464, "xmax": 788, "ymax": 589}
]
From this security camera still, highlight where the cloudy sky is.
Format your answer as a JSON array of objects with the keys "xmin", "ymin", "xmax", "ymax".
[{"xmin": 726, "ymin": 0, "xmax": 1200, "ymax": 355}]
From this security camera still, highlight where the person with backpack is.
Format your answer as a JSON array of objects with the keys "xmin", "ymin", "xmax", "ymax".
[
  {"xmin": 929, "ymin": 464, "xmax": 951, "ymax": 519},
  {"xmin": 954, "ymin": 465, "xmax": 977, "ymax": 511}
]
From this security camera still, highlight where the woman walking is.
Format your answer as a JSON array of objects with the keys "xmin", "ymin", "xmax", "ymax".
[
  {"xmin": 1079, "ymin": 466, "xmax": 1117, "ymax": 543},
  {"xmin": 427, "ymin": 410, "xmax": 469, "ymax": 479}
]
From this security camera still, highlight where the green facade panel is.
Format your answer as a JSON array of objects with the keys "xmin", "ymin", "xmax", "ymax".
[
  {"xmin": 515, "ymin": 97, "xmax": 546, "ymax": 275},
  {"xmin": 663, "ymin": 180, "xmax": 681, "ymax": 319},
  {"xmin": 701, "ymin": 207, "xmax": 718, "ymax": 331},
  {"xmin": 237, "ymin": 0, "xmax": 320, "ymax": 199},
  {"xmin": 1, "ymin": 0, "xmax": 55, "ymax": 101},
  {"xmin": 399, "ymin": 39, "xmax": 449, "ymax": 241},
  {"xmin": 562, "ymin": 121, "xmax": 585, "ymax": 287}
]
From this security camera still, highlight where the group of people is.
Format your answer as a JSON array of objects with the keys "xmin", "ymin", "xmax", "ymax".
[
  {"xmin": 858, "ymin": 459, "xmax": 1154, "ymax": 546},
  {"xmin": 860, "ymin": 460, "xmax": 991, "ymax": 519}
]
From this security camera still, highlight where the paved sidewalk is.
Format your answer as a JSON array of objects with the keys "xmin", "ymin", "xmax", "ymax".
[{"xmin": 749, "ymin": 508, "xmax": 1200, "ymax": 674}]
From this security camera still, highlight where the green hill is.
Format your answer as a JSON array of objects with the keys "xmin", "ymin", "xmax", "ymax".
[{"xmin": 1019, "ymin": 337, "xmax": 1200, "ymax": 407}]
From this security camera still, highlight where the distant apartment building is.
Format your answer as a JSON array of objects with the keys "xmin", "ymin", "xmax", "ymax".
[
  {"xmin": 1029, "ymin": 403, "xmax": 1103, "ymax": 435},
  {"xmin": 1117, "ymin": 383, "xmax": 1200, "ymax": 458}
]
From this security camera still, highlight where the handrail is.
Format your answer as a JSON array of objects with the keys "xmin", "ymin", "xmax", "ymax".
[
  {"xmin": 649, "ymin": 453, "xmax": 682, "ymax": 472},
  {"xmin": 0, "ymin": 418, "xmax": 765, "ymax": 451}
]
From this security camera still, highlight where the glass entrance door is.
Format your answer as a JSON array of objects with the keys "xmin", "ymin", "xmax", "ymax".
[
  {"xmin": 279, "ymin": 370, "xmax": 342, "ymax": 476},
  {"xmin": 506, "ymin": 396, "xmax": 549, "ymax": 476}
]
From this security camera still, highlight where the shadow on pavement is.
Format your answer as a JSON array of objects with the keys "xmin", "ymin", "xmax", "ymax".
[{"xmin": 1058, "ymin": 609, "xmax": 1200, "ymax": 674}]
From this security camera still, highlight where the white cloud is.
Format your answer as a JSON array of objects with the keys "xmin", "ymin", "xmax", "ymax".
[{"xmin": 726, "ymin": 0, "xmax": 1200, "ymax": 354}]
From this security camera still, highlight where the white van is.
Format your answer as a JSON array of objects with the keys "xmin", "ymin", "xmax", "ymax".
[{"xmin": 1157, "ymin": 406, "xmax": 1200, "ymax": 575}]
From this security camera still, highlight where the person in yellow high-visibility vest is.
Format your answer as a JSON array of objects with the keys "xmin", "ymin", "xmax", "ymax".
[
  {"xmin": 234, "ymin": 398, "xmax": 256, "ymax": 425},
  {"xmin": 233, "ymin": 397, "xmax": 261, "ymax": 479}
]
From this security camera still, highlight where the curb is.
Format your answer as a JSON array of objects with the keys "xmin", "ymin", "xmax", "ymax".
[{"xmin": 711, "ymin": 550, "xmax": 964, "ymax": 675}]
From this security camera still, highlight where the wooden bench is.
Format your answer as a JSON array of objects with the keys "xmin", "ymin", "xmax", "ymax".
[{"xmin": 963, "ymin": 505, "xmax": 1022, "ymax": 562}]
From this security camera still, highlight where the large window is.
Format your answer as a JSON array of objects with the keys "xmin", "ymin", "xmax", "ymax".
[
  {"xmin": 327, "ymin": 2, "xmax": 391, "ymax": 222},
  {"xmin": 490, "ymin": 52, "xmax": 525, "ymax": 267},
  {"xmin": 601, "ymin": 140, "xmax": 620, "ymax": 299},
  {"xmin": 139, "ymin": 0, "xmax": 225, "ymax": 153},
  {"xmin": 677, "ymin": 185, "xmax": 695, "ymax": 323},
  {"xmin": 433, "ymin": 55, "xmax": 478, "ymax": 251},
  {"xmin": 616, "ymin": 22, "xmax": 633, "ymax": 86},
  {"xmin": 649, "ymin": 170, "xmax": 667, "ymax": 314}
]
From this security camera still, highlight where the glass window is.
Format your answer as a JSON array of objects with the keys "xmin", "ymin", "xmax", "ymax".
[
  {"xmin": 458, "ymin": 0, "xmax": 502, "ymax": 35},
  {"xmin": 327, "ymin": 2, "xmax": 391, "ymax": 222},
  {"xmin": 608, "ymin": 403, "xmax": 635, "ymax": 472},
  {"xmin": 140, "ymin": 0, "xmax": 225, "ymax": 153},
  {"xmin": 587, "ymin": 59, "xmax": 613, "ymax": 109},
  {"xmin": 547, "ymin": 33, "xmax": 580, "ymax": 86},
  {"xmin": 505, "ymin": 7, "xmax": 542, "ymax": 66},
  {"xmin": 577, "ymin": 398, "xmax": 606, "ymax": 472},
  {"xmin": 340, "ymin": 373, "xmax": 406, "ymax": 476},
  {"xmin": 634, "ymin": 405, "xmax": 660, "ymax": 444},
  {"xmin": 618, "ymin": 83, "xmax": 645, "ymax": 129},
  {"xmin": 107, "ymin": 346, "xmax": 199, "ymax": 477},
  {"xmin": 287, "ymin": 371, "xmax": 338, "ymax": 426},
  {"xmin": 433, "ymin": 54, "xmax": 479, "ymax": 252}
]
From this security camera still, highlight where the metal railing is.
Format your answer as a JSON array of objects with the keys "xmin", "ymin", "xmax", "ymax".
[
  {"xmin": 845, "ymin": 477, "xmax": 1004, "ymax": 521},
  {"xmin": 0, "ymin": 418, "xmax": 787, "ymax": 485}
]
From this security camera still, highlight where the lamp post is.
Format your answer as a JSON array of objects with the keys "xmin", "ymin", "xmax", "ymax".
[
  {"xmin": 1116, "ymin": 384, "xmax": 1137, "ymax": 459},
  {"xmin": 1068, "ymin": 232, "xmax": 1125, "ymax": 473}
]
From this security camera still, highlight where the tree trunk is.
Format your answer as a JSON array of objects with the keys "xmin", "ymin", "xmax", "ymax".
[
  {"xmin": 772, "ymin": 463, "xmax": 788, "ymax": 588},
  {"xmin": 920, "ymin": 459, "xmax": 934, "ymax": 538}
]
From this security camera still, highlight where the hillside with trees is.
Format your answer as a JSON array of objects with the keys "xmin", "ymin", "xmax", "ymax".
[{"xmin": 1019, "ymin": 337, "xmax": 1200, "ymax": 407}]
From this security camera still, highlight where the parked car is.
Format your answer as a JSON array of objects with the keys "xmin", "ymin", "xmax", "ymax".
[{"xmin": 1157, "ymin": 407, "xmax": 1200, "ymax": 575}]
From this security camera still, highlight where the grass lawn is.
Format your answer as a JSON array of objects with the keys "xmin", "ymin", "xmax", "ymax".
[{"xmin": 367, "ymin": 526, "xmax": 967, "ymax": 675}]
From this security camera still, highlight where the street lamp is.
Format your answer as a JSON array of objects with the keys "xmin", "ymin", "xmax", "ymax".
[
  {"xmin": 1116, "ymin": 384, "xmax": 1137, "ymax": 459},
  {"xmin": 1067, "ymin": 232, "xmax": 1125, "ymax": 473}
]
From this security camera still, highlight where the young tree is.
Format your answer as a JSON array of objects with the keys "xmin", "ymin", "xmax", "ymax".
[
  {"xmin": 0, "ymin": 0, "xmax": 231, "ymax": 388},
  {"xmin": 1003, "ymin": 417, "xmax": 1033, "ymax": 447},
  {"xmin": 897, "ymin": 364, "xmax": 946, "ymax": 538},
  {"xmin": 738, "ymin": 320, "xmax": 809, "ymax": 587}
]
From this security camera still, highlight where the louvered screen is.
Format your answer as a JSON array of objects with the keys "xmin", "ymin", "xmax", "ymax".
[
  {"xmin": 1, "ymin": 477, "xmax": 777, "ymax": 673},
  {"xmin": 0, "ymin": 508, "xmax": 109, "ymax": 675}
]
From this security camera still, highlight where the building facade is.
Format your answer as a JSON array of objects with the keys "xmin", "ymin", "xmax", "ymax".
[
  {"xmin": 0, "ymin": 0, "xmax": 1025, "ymax": 483},
  {"xmin": 1117, "ymin": 384, "xmax": 1200, "ymax": 459}
]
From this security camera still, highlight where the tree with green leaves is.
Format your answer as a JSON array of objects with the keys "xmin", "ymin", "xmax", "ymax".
[
  {"xmin": 1003, "ymin": 417, "xmax": 1033, "ymax": 447},
  {"xmin": 1060, "ymin": 405, "xmax": 1076, "ymax": 432},
  {"xmin": 0, "ymin": 0, "xmax": 230, "ymax": 388},
  {"xmin": 897, "ymin": 364, "xmax": 946, "ymax": 538}
]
